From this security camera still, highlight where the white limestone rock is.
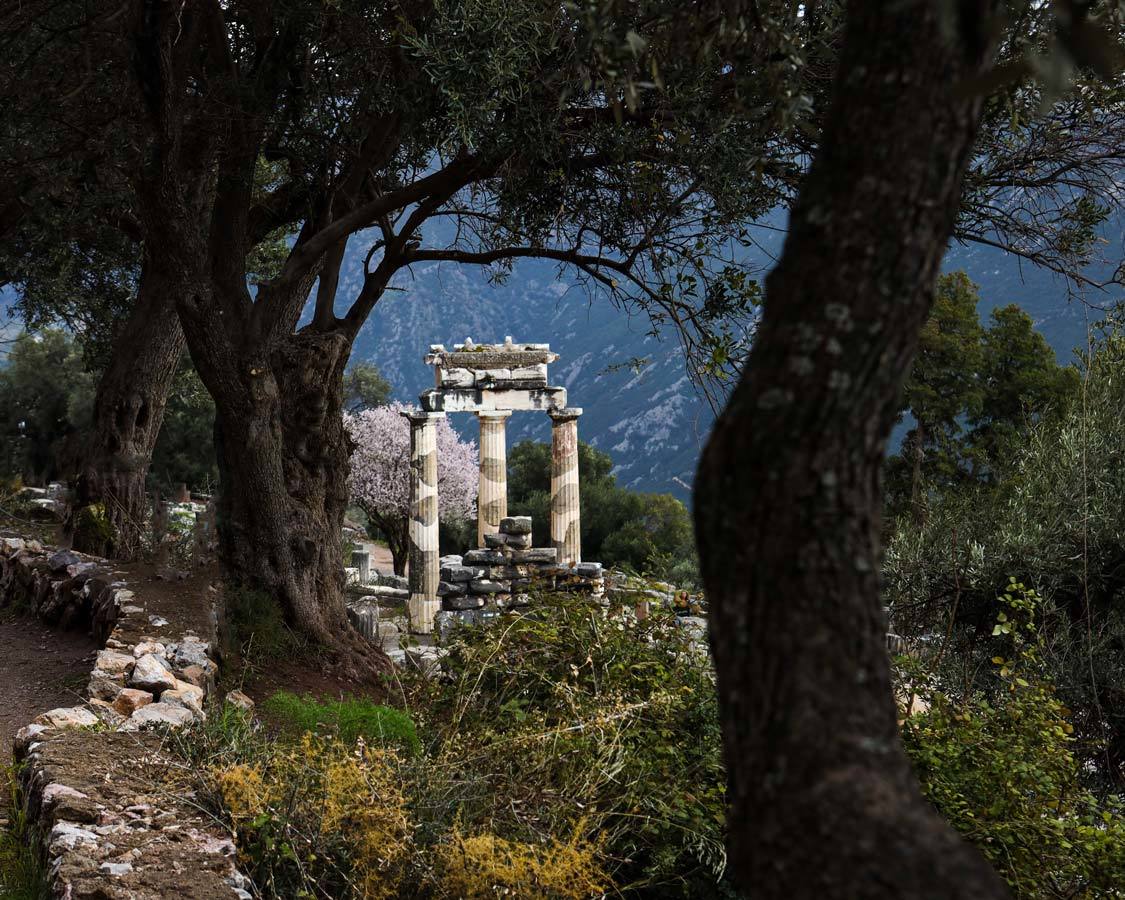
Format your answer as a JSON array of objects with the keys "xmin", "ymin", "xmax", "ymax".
[
  {"xmin": 48, "ymin": 822, "xmax": 98, "ymax": 852},
  {"xmin": 95, "ymin": 649, "xmax": 135, "ymax": 676},
  {"xmin": 132, "ymin": 640, "xmax": 166, "ymax": 658},
  {"xmin": 167, "ymin": 636, "xmax": 215, "ymax": 673},
  {"xmin": 111, "ymin": 688, "xmax": 155, "ymax": 716},
  {"xmin": 13, "ymin": 723, "xmax": 48, "ymax": 755},
  {"xmin": 42, "ymin": 783, "xmax": 89, "ymax": 808},
  {"xmin": 35, "ymin": 706, "xmax": 99, "ymax": 729},
  {"xmin": 129, "ymin": 654, "xmax": 177, "ymax": 694},
  {"xmin": 129, "ymin": 703, "xmax": 194, "ymax": 728}
]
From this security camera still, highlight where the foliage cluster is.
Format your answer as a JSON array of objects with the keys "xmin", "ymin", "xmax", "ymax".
[
  {"xmin": 195, "ymin": 584, "xmax": 1124, "ymax": 899},
  {"xmin": 0, "ymin": 329, "xmax": 219, "ymax": 494},
  {"xmin": 0, "ymin": 330, "xmax": 94, "ymax": 485},
  {"xmin": 186, "ymin": 596, "xmax": 730, "ymax": 898},
  {"xmin": 885, "ymin": 271, "xmax": 1079, "ymax": 520},
  {"xmin": 899, "ymin": 583, "xmax": 1125, "ymax": 898},
  {"xmin": 886, "ymin": 317, "xmax": 1125, "ymax": 786},
  {"xmin": 219, "ymin": 584, "xmax": 302, "ymax": 675},
  {"xmin": 0, "ymin": 767, "xmax": 46, "ymax": 900},
  {"xmin": 507, "ymin": 439, "xmax": 699, "ymax": 587}
]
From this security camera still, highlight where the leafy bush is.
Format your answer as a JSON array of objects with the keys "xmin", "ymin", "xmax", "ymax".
[
  {"xmin": 182, "ymin": 596, "xmax": 731, "ymax": 898},
  {"xmin": 0, "ymin": 767, "xmax": 46, "ymax": 900},
  {"xmin": 260, "ymin": 692, "xmax": 420, "ymax": 756},
  {"xmin": 437, "ymin": 823, "xmax": 608, "ymax": 899},
  {"xmin": 408, "ymin": 596, "xmax": 730, "ymax": 896},
  {"xmin": 215, "ymin": 734, "xmax": 412, "ymax": 899},
  {"xmin": 885, "ymin": 328, "xmax": 1125, "ymax": 783},
  {"xmin": 900, "ymin": 582, "xmax": 1125, "ymax": 898}
]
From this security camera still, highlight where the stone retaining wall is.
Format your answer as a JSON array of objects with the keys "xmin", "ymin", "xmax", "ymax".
[{"xmin": 1, "ymin": 538, "xmax": 249, "ymax": 898}]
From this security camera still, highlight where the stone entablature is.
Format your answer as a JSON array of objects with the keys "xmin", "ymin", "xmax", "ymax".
[{"xmin": 420, "ymin": 339, "xmax": 567, "ymax": 413}]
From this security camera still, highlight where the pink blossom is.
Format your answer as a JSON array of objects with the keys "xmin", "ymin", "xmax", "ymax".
[{"xmin": 345, "ymin": 402, "xmax": 479, "ymax": 525}]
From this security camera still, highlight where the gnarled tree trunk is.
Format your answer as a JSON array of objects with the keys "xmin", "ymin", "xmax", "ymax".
[
  {"xmin": 209, "ymin": 328, "xmax": 390, "ymax": 677},
  {"xmin": 68, "ymin": 260, "xmax": 185, "ymax": 557},
  {"xmin": 694, "ymin": 2, "xmax": 1010, "ymax": 898}
]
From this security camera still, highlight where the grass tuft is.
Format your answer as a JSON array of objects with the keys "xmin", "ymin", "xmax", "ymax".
[{"xmin": 260, "ymin": 691, "xmax": 421, "ymax": 755}]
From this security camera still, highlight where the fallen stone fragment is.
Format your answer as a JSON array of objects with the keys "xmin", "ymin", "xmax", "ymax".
[
  {"xmin": 87, "ymin": 675, "xmax": 124, "ymax": 701},
  {"xmin": 42, "ymin": 783, "xmax": 89, "ymax": 807},
  {"xmin": 444, "ymin": 595, "xmax": 486, "ymax": 610},
  {"xmin": 167, "ymin": 636, "xmax": 213, "ymax": 671},
  {"xmin": 47, "ymin": 550, "xmax": 82, "ymax": 572},
  {"xmin": 510, "ymin": 548, "xmax": 557, "ymax": 564},
  {"xmin": 463, "ymin": 549, "xmax": 506, "ymax": 565},
  {"xmin": 99, "ymin": 862, "xmax": 134, "ymax": 877},
  {"xmin": 440, "ymin": 564, "xmax": 481, "ymax": 583},
  {"xmin": 224, "ymin": 690, "xmax": 255, "ymax": 712},
  {"xmin": 13, "ymin": 723, "xmax": 48, "ymax": 755},
  {"xmin": 499, "ymin": 516, "xmax": 532, "ymax": 535},
  {"xmin": 468, "ymin": 579, "xmax": 507, "ymax": 594},
  {"xmin": 88, "ymin": 699, "xmax": 127, "ymax": 727},
  {"xmin": 162, "ymin": 679, "xmax": 206, "ymax": 715},
  {"xmin": 48, "ymin": 822, "xmax": 98, "ymax": 852},
  {"xmin": 177, "ymin": 664, "xmax": 213, "ymax": 695},
  {"xmin": 132, "ymin": 640, "xmax": 166, "ymax": 658}
]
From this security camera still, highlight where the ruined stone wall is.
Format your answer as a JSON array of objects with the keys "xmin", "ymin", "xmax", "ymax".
[{"xmin": 1, "ymin": 538, "xmax": 250, "ymax": 898}]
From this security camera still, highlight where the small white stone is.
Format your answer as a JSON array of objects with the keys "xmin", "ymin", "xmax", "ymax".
[
  {"xmin": 132, "ymin": 640, "xmax": 166, "ymax": 658},
  {"xmin": 160, "ymin": 688, "xmax": 205, "ymax": 719},
  {"xmin": 224, "ymin": 690, "xmax": 254, "ymax": 712},
  {"xmin": 99, "ymin": 862, "xmax": 134, "ymax": 876},
  {"xmin": 13, "ymin": 723, "xmax": 47, "ymax": 754},
  {"xmin": 42, "ymin": 783, "xmax": 89, "ymax": 806}
]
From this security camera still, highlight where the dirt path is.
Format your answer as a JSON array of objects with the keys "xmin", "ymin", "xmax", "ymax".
[
  {"xmin": 356, "ymin": 540, "xmax": 397, "ymax": 573},
  {"xmin": 0, "ymin": 611, "xmax": 98, "ymax": 823}
]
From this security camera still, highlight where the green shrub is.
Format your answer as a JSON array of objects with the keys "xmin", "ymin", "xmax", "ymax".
[
  {"xmin": 260, "ymin": 691, "xmax": 421, "ymax": 756},
  {"xmin": 408, "ymin": 595, "xmax": 731, "ymax": 896},
  {"xmin": 0, "ymin": 767, "xmax": 46, "ymax": 900},
  {"xmin": 901, "ymin": 582, "xmax": 1125, "ymax": 898}
]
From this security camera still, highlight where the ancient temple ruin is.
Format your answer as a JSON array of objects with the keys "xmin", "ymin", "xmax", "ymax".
[{"xmin": 402, "ymin": 337, "xmax": 599, "ymax": 633}]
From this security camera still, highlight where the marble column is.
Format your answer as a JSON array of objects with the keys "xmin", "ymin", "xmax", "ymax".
[
  {"xmin": 477, "ymin": 410, "xmax": 512, "ymax": 547},
  {"xmin": 403, "ymin": 409, "xmax": 444, "ymax": 634},
  {"xmin": 549, "ymin": 407, "xmax": 582, "ymax": 565}
]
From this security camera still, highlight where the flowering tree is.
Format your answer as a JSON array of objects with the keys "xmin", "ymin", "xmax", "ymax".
[{"xmin": 345, "ymin": 403, "xmax": 478, "ymax": 576}]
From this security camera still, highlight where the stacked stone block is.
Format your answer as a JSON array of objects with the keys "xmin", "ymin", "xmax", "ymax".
[{"xmin": 432, "ymin": 516, "xmax": 604, "ymax": 626}]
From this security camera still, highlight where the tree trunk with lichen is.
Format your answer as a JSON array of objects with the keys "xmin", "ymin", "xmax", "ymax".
[
  {"xmin": 68, "ymin": 260, "xmax": 185, "ymax": 558},
  {"xmin": 694, "ymin": 2, "xmax": 1011, "ymax": 897}
]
